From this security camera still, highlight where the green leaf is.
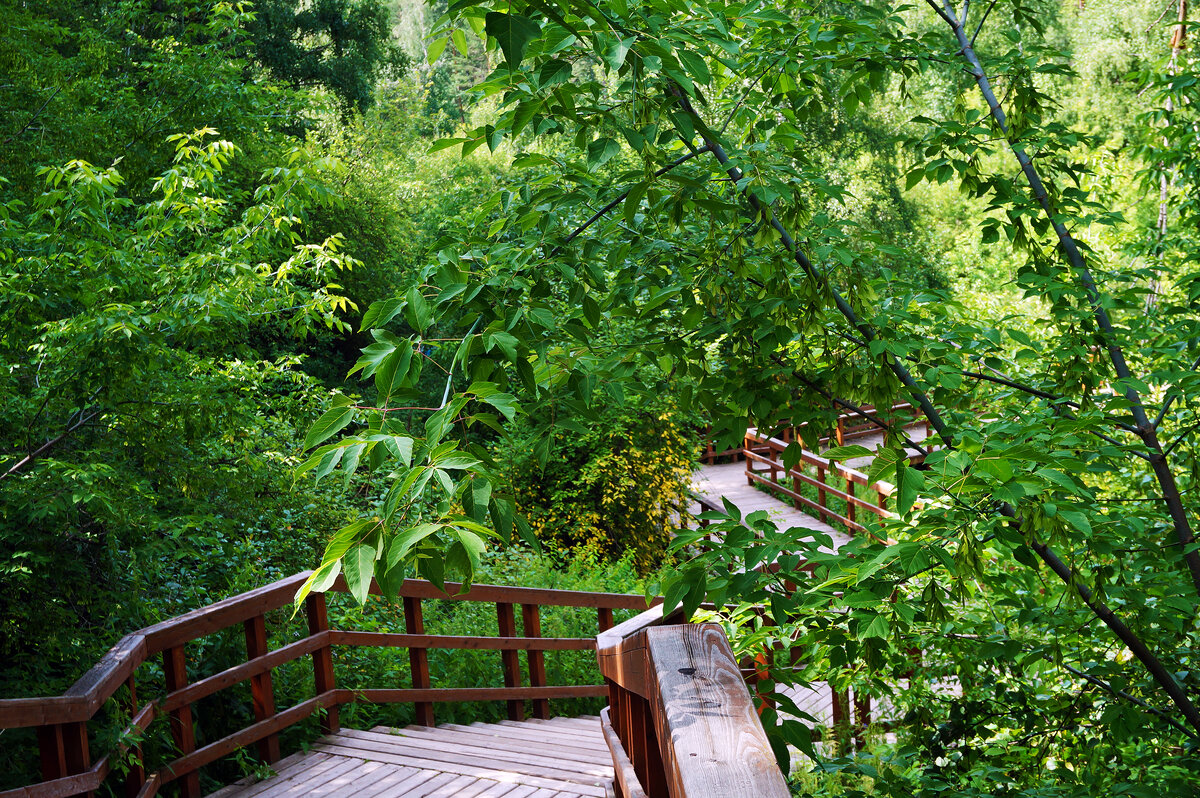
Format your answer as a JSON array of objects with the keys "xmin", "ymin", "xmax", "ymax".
[
  {"xmin": 304, "ymin": 404, "xmax": 355, "ymax": 450},
  {"xmin": 538, "ymin": 59, "xmax": 573, "ymax": 88},
  {"xmin": 586, "ymin": 137, "xmax": 621, "ymax": 169},
  {"xmin": 822, "ymin": 444, "xmax": 872, "ymax": 461},
  {"xmin": 343, "ymin": 543, "xmax": 376, "ymax": 604},
  {"xmin": 484, "ymin": 12, "xmax": 541, "ymax": 69},
  {"xmin": 387, "ymin": 523, "xmax": 443, "ymax": 568},
  {"xmin": 427, "ymin": 36, "xmax": 448, "ymax": 65},
  {"xmin": 677, "ymin": 50, "xmax": 711, "ymax": 84}
]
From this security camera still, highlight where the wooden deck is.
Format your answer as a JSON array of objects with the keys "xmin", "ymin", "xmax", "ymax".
[{"xmin": 208, "ymin": 717, "xmax": 613, "ymax": 798}]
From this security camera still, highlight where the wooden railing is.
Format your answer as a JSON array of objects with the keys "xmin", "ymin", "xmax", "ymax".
[
  {"xmin": 742, "ymin": 403, "xmax": 930, "ymax": 536},
  {"xmin": 597, "ymin": 605, "xmax": 790, "ymax": 798},
  {"xmin": 0, "ymin": 572, "xmax": 655, "ymax": 798}
]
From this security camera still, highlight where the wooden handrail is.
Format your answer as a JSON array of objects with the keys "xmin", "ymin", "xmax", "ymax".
[
  {"xmin": 596, "ymin": 605, "xmax": 790, "ymax": 797},
  {"xmin": 0, "ymin": 572, "xmax": 657, "ymax": 798}
]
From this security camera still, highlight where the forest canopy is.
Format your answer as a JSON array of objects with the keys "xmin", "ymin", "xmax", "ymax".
[{"xmin": 2, "ymin": 0, "xmax": 1199, "ymax": 795}]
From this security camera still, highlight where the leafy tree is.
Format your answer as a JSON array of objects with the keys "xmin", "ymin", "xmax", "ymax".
[
  {"xmin": 249, "ymin": 0, "xmax": 409, "ymax": 114},
  {"xmin": 299, "ymin": 0, "xmax": 1200, "ymax": 791}
]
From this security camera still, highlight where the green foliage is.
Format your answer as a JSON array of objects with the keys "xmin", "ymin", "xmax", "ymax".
[
  {"xmin": 496, "ymin": 401, "xmax": 695, "ymax": 573},
  {"xmin": 249, "ymin": 0, "xmax": 409, "ymax": 115}
]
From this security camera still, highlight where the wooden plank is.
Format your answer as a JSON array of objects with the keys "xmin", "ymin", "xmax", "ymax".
[
  {"xmin": 395, "ymin": 726, "xmax": 613, "ymax": 766},
  {"xmin": 348, "ymin": 764, "xmax": 428, "ymax": 798},
  {"xmin": 521, "ymin": 605, "xmax": 550, "ymax": 719},
  {"xmin": 351, "ymin": 686, "xmax": 607, "ymax": 704},
  {"xmin": 203, "ymin": 751, "xmax": 311, "ymax": 798},
  {"xmin": 372, "ymin": 772, "xmax": 456, "ymax": 796},
  {"xmin": 643, "ymin": 624, "xmax": 789, "ymax": 797},
  {"xmin": 482, "ymin": 722, "xmax": 609, "ymax": 752},
  {"xmin": 496, "ymin": 603, "xmax": 524, "ymax": 721},
  {"xmin": 403, "ymin": 597, "xmax": 434, "ymax": 727},
  {"xmin": 345, "ymin": 729, "xmax": 611, "ymax": 779},
  {"xmin": 328, "ymin": 631, "xmax": 593, "ymax": 652},
  {"xmin": 311, "ymin": 741, "xmax": 607, "ymax": 797},
  {"xmin": 405, "ymin": 775, "xmax": 473, "ymax": 798},
  {"xmin": 541, "ymin": 717, "xmax": 600, "ymax": 731},
  {"xmin": 522, "ymin": 720, "xmax": 602, "ymax": 740},
  {"xmin": 160, "ymin": 692, "xmax": 340, "ymax": 783},
  {"xmin": 599, "ymin": 708, "xmax": 647, "ymax": 798},
  {"xmin": 252, "ymin": 757, "xmax": 362, "ymax": 798},
  {"xmin": 472, "ymin": 781, "xmax": 520, "ymax": 797},
  {"xmin": 331, "ymin": 730, "xmax": 611, "ymax": 783},
  {"xmin": 142, "ymin": 574, "xmax": 313, "ymax": 656},
  {"xmin": 426, "ymin": 723, "xmax": 608, "ymax": 756},
  {"xmin": 162, "ymin": 635, "xmax": 329, "ymax": 714},
  {"xmin": 313, "ymin": 760, "xmax": 384, "ymax": 798}
]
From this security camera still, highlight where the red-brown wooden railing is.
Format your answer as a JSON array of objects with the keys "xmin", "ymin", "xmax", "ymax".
[
  {"xmin": 597, "ymin": 605, "xmax": 790, "ymax": 798},
  {"xmin": 741, "ymin": 403, "xmax": 931, "ymax": 536},
  {"xmin": 0, "ymin": 572, "xmax": 655, "ymax": 798}
]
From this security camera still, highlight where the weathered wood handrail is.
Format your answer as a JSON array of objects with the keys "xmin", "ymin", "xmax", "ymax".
[
  {"xmin": 596, "ymin": 605, "xmax": 790, "ymax": 798},
  {"xmin": 0, "ymin": 572, "xmax": 656, "ymax": 798}
]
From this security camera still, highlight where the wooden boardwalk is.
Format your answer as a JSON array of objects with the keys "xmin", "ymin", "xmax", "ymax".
[
  {"xmin": 692, "ymin": 461, "xmax": 850, "ymax": 551},
  {"xmin": 208, "ymin": 717, "xmax": 612, "ymax": 798}
]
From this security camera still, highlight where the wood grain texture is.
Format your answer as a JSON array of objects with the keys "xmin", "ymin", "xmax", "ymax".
[{"xmin": 645, "ymin": 625, "xmax": 789, "ymax": 798}]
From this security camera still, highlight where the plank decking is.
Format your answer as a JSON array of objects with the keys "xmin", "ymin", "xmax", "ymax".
[{"xmin": 208, "ymin": 717, "xmax": 613, "ymax": 798}]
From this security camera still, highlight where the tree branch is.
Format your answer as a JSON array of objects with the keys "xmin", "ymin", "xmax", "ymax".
[
  {"xmin": 1, "ymin": 409, "xmax": 101, "ymax": 480},
  {"xmin": 666, "ymin": 78, "xmax": 1200, "ymax": 737},
  {"xmin": 936, "ymin": 1, "xmax": 1200, "ymax": 597},
  {"xmin": 556, "ymin": 146, "xmax": 711, "ymax": 250}
]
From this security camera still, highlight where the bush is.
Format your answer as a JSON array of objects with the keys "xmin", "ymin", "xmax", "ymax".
[{"xmin": 495, "ymin": 403, "xmax": 696, "ymax": 573}]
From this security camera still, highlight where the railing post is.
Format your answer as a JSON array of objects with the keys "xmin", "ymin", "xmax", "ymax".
[
  {"xmin": 836, "ymin": 417, "xmax": 845, "ymax": 446},
  {"xmin": 243, "ymin": 614, "xmax": 280, "ymax": 763},
  {"xmin": 163, "ymin": 644, "xmax": 201, "ymax": 798},
  {"xmin": 124, "ymin": 675, "xmax": 146, "ymax": 798},
  {"xmin": 522, "ymin": 604, "xmax": 550, "ymax": 719},
  {"xmin": 305, "ymin": 593, "xmax": 340, "ymax": 734},
  {"xmin": 598, "ymin": 607, "xmax": 614, "ymax": 633},
  {"xmin": 817, "ymin": 464, "xmax": 827, "ymax": 514},
  {"xmin": 403, "ymin": 596, "xmax": 435, "ymax": 726},
  {"xmin": 792, "ymin": 470, "xmax": 802, "ymax": 510},
  {"xmin": 846, "ymin": 476, "xmax": 856, "ymax": 526},
  {"xmin": 36, "ymin": 721, "xmax": 92, "ymax": 798},
  {"xmin": 497, "ymin": 602, "xmax": 524, "ymax": 721}
]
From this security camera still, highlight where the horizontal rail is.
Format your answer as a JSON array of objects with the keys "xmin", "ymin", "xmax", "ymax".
[
  {"xmin": 1, "ymin": 571, "xmax": 657, "ymax": 798},
  {"xmin": 0, "ymin": 576, "xmax": 650, "ymax": 728},
  {"xmin": 329, "ymin": 630, "xmax": 595, "ymax": 651}
]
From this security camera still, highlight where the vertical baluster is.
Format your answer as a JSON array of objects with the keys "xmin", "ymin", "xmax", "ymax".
[
  {"xmin": 403, "ymin": 596, "xmax": 434, "ymax": 726},
  {"xmin": 496, "ymin": 602, "xmax": 524, "ymax": 721},
  {"xmin": 36, "ymin": 721, "xmax": 92, "ymax": 798},
  {"xmin": 305, "ymin": 593, "xmax": 340, "ymax": 734},
  {"xmin": 846, "ymin": 476, "xmax": 856, "ymax": 527},
  {"xmin": 522, "ymin": 604, "xmax": 550, "ymax": 719},
  {"xmin": 243, "ymin": 614, "xmax": 280, "ymax": 763},
  {"xmin": 597, "ymin": 607, "xmax": 614, "ymax": 633},
  {"xmin": 163, "ymin": 645, "xmax": 200, "ymax": 798},
  {"xmin": 817, "ymin": 464, "xmax": 827, "ymax": 520},
  {"xmin": 878, "ymin": 488, "xmax": 888, "ymax": 514},
  {"xmin": 836, "ymin": 417, "xmax": 845, "ymax": 446},
  {"xmin": 124, "ymin": 674, "xmax": 146, "ymax": 798}
]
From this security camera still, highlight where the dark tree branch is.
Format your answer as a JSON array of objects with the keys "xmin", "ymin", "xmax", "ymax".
[
  {"xmin": 555, "ymin": 146, "xmax": 711, "ymax": 250},
  {"xmin": 1, "ymin": 409, "xmax": 101, "ymax": 480},
  {"xmin": 1060, "ymin": 662, "xmax": 1199, "ymax": 741},
  {"xmin": 970, "ymin": 0, "xmax": 1000, "ymax": 46},
  {"xmin": 935, "ymin": 0, "xmax": 1200, "ymax": 598},
  {"xmin": 666, "ymin": 77, "xmax": 1200, "ymax": 737}
]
